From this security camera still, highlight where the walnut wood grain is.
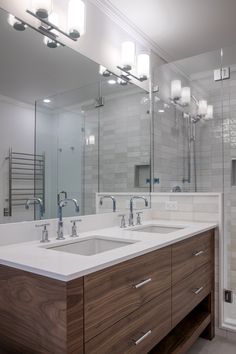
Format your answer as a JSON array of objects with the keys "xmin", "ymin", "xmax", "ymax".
[
  {"xmin": 85, "ymin": 289, "xmax": 171, "ymax": 354},
  {"xmin": 0, "ymin": 265, "xmax": 83, "ymax": 354},
  {"xmin": 172, "ymin": 262, "xmax": 212, "ymax": 328},
  {"xmin": 84, "ymin": 246, "xmax": 171, "ymax": 341},
  {"xmin": 172, "ymin": 231, "xmax": 212, "ymax": 284}
]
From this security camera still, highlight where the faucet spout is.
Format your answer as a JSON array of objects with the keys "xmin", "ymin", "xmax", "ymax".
[
  {"xmin": 99, "ymin": 195, "xmax": 117, "ymax": 212},
  {"xmin": 57, "ymin": 198, "xmax": 80, "ymax": 240},
  {"xmin": 25, "ymin": 197, "xmax": 44, "ymax": 219},
  {"xmin": 129, "ymin": 196, "xmax": 149, "ymax": 227}
]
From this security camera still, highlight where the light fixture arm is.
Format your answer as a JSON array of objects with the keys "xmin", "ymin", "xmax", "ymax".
[{"xmin": 117, "ymin": 66, "xmax": 148, "ymax": 82}]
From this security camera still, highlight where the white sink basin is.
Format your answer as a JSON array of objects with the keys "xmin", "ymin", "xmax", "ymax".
[
  {"xmin": 130, "ymin": 225, "xmax": 185, "ymax": 234},
  {"xmin": 46, "ymin": 236, "xmax": 137, "ymax": 256}
]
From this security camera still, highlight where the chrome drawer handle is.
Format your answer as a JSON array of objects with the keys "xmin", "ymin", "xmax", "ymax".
[
  {"xmin": 193, "ymin": 250, "xmax": 204, "ymax": 257},
  {"xmin": 134, "ymin": 278, "xmax": 152, "ymax": 289},
  {"xmin": 133, "ymin": 330, "xmax": 152, "ymax": 345},
  {"xmin": 193, "ymin": 286, "xmax": 204, "ymax": 295}
]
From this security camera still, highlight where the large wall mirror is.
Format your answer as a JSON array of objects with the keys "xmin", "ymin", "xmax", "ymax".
[{"xmin": 0, "ymin": 6, "xmax": 151, "ymax": 223}]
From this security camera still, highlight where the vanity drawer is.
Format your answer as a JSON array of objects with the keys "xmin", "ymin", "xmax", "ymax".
[
  {"xmin": 84, "ymin": 247, "xmax": 171, "ymax": 341},
  {"xmin": 85, "ymin": 289, "xmax": 171, "ymax": 354},
  {"xmin": 172, "ymin": 230, "xmax": 213, "ymax": 284},
  {"xmin": 172, "ymin": 262, "xmax": 212, "ymax": 327}
]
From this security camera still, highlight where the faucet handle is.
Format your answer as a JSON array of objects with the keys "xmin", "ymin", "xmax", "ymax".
[
  {"xmin": 118, "ymin": 214, "xmax": 126, "ymax": 228},
  {"xmin": 136, "ymin": 212, "xmax": 143, "ymax": 225},
  {"xmin": 70, "ymin": 219, "xmax": 82, "ymax": 237},
  {"xmin": 35, "ymin": 223, "xmax": 50, "ymax": 243}
]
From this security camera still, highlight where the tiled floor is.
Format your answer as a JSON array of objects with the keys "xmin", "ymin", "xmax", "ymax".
[{"xmin": 187, "ymin": 337, "xmax": 236, "ymax": 353}]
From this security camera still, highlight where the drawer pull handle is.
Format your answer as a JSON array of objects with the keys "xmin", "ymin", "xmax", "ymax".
[
  {"xmin": 193, "ymin": 286, "xmax": 204, "ymax": 295},
  {"xmin": 193, "ymin": 250, "xmax": 204, "ymax": 257},
  {"xmin": 133, "ymin": 330, "xmax": 152, "ymax": 345},
  {"xmin": 134, "ymin": 278, "xmax": 152, "ymax": 289}
]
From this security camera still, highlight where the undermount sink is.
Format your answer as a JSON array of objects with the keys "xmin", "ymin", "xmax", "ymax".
[
  {"xmin": 46, "ymin": 236, "xmax": 137, "ymax": 256},
  {"xmin": 130, "ymin": 225, "xmax": 185, "ymax": 234}
]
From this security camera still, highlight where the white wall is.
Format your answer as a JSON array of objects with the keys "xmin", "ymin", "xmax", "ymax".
[{"xmin": 0, "ymin": 94, "xmax": 35, "ymax": 223}]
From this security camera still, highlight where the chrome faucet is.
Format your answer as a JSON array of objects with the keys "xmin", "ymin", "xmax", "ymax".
[
  {"xmin": 25, "ymin": 197, "xmax": 44, "ymax": 219},
  {"xmin": 57, "ymin": 198, "xmax": 80, "ymax": 240},
  {"xmin": 99, "ymin": 195, "xmax": 117, "ymax": 212},
  {"xmin": 129, "ymin": 196, "xmax": 148, "ymax": 226}
]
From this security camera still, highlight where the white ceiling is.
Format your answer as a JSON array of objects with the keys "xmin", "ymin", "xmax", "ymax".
[{"xmin": 108, "ymin": 0, "xmax": 236, "ymax": 61}]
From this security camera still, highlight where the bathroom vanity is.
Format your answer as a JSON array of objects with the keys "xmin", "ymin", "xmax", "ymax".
[{"xmin": 0, "ymin": 221, "xmax": 215, "ymax": 353}]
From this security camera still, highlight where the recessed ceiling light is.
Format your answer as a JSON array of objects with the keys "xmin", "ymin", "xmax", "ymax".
[
  {"xmin": 158, "ymin": 109, "xmax": 165, "ymax": 113},
  {"xmin": 107, "ymin": 79, "xmax": 116, "ymax": 85},
  {"xmin": 43, "ymin": 98, "xmax": 51, "ymax": 103}
]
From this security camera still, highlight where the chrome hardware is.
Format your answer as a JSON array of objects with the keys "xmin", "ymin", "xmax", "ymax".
[
  {"xmin": 136, "ymin": 212, "xmax": 143, "ymax": 225},
  {"xmin": 57, "ymin": 198, "xmax": 80, "ymax": 240},
  {"xmin": 36, "ymin": 223, "xmax": 50, "ymax": 243},
  {"xmin": 99, "ymin": 195, "xmax": 117, "ymax": 212},
  {"xmin": 129, "ymin": 196, "xmax": 148, "ymax": 227},
  {"xmin": 134, "ymin": 278, "xmax": 152, "ymax": 289},
  {"xmin": 193, "ymin": 250, "xmax": 204, "ymax": 257},
  {"xmin": 133, "ymin": 330, "xmax": 152, "ymax": 345},
  {"xmin": 193, "ymin": 286, "xmax": 204, "ymax": 295},
  {"xmin": 118, "ymin": 214, "xmax": 126, "ymax": 228},
  {"xmin": 25, "ymin": 197, "xmax": 44, "ymax": 219},
  {"xmin": 70, "ymin": 219, "xmax": 82, "ymax": 237}
]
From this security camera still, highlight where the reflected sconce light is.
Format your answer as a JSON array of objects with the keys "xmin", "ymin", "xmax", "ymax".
[
  {"xmin": 198, "ymin": 100, "xmax": 208, "ymax": 116},
  {"xmin": 137, "ymin": 53, "xmax": 150, "ymax": 81},
  {"xmin": 205, "ymin": 105, "xmax": 214, "ymax": 120},
  {"xmin": 171, "ymin": 80, "xmax": 191, "ymax": 106},
  {"xmin": 7, "ymin": 0, "xmax": 86, "ymax": 49},
  {"xmin": 117, "ymin": 41, "xmax": 150, "ymax": 82},
  {"xmin": 86, "ymin": 135, "xmax": 95, "ymax": 146},
  {"xmin": 99, "ymin": 65, "xmax": 130, "ymax": 86},
  {"xmin": 8, "ymin": 14, "xmax": 27, "ymax": 31}
]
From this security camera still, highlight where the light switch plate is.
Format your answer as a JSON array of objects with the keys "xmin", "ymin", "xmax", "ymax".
[{"xmin": 165, "ymin": 201, "xmax": 178, "ymax": 211}]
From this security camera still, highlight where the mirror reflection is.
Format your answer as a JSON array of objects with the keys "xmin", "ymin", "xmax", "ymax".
[{"xmin": 0, "ymin": 7, "xmax": 151, "ymax": 223}]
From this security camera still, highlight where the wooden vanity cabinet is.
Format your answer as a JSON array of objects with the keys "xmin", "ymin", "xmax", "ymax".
[
  {"xmin": 0, "ymin": 229, "xmax": 215, "ymax": 354},
  {"xmin": 0, "ymin": 267, "xmax": 83, "ymax": 354}
]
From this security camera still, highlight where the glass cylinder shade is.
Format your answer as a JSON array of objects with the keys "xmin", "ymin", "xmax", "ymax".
[
  {"xmin": 171, "ymin": 80, "xmax": 182, "ymax": 100},
  {"xmin": 206, "ymin": 105, "xmax": 213, "ymax": 119},
  {"xmin": 32, "ymin": 0, "xmax": 52, "ymax": 18},
  {"xmin": 121, "ymin": 41, "xmax": 135, "ymax": 70},
  {"xmin": 198, "ymin": 100, "xmax": 208, "ymax": 116},
  {"xmin": 137, "ymin": 53, "xmax": 150, "ymax": 79},
  {"xmin": 68, "ymin": 0, "xmax": 86, "ymax": 39},
  {"xmin": 181, "ymin": 86, "xmax": 191, "ymax": 105}
]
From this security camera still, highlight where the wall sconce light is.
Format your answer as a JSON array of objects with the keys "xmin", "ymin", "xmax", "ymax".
[
  {"xmin": 31, "ymin": 0, "xmax": 53, "ymax": 19},
  {"xmin": 117, "ymin": 41, "xmax": 150, "ymax": 82},
  {"xmin": 86, "ymin": 135, "xmax": 95, "ymax": 145},
  {"xmin": 171, "ymin": 80, "xmax": 191, "ymax": 106},
  {"xmin": 198, "ymin": 100, "xmax": 208, "ymax": 116},
  {"xmin": 8, "ymin": 0, "xmax": 87, "ymax": 49},
  {"xmin": 99, "ymin": 65, "xmax": 130, "ymax": 86},
  {"xmin": 68, "ymin": 0, "xmax": 86, "ymax": 39},
  {"xmin": 137, "ymin": 53, "xmax": 150, "ymax": 81},
  {"xmin": 205, "ymin": 105, "xmax": 214, "ymax": 120},
  {"xmin": 121, "ymin": 41, "xmax": 136, "ymax": 71},
  {"xmin": 8, "ymin": 14, "xmax": 27, "ymax": 31}
]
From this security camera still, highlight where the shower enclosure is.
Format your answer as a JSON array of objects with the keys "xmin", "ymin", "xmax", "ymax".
[{"xmin": 153, "ymin": 44, "xmax": 236, "ymax": 333}]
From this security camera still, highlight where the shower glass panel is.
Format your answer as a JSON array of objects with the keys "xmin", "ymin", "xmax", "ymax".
[
  {"xmin": 35, "ymin": 82, "xmax": 100, "ymax": 218},
  {"xmin": 153, "ymin": 49, "xmax": 223, "ymax": 193}
]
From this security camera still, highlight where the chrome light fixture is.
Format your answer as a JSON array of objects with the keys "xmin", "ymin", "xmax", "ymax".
[
  {"xmin": 12, "ymin": 0, "xmax": 87, "ymax": 48},
  {"xmin": 68, "ymin": 0, "xmax": 86, "ymax": 39},
  {"xmin": 117, "ymin": 41, "xmax": 150, "ymax": 82},
  {"xmin": 99, "ymin": 65, "xmax": 130, "ymax": 86},
  {"xmin": 171, "ymin": 80, "xmax": 191, "ymax": 106},
  {"xmin": 31, "ymin": 0, "xmax": 53, "ymax": 19},
  {"xmin": 8, "ymin": 14, "xmax": 27, "ymax": 31}
]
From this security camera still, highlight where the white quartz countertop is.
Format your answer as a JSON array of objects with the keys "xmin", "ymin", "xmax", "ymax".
[{"xmin": 0, "ymin": 220, "xmax": 217, "ymax": 281}]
